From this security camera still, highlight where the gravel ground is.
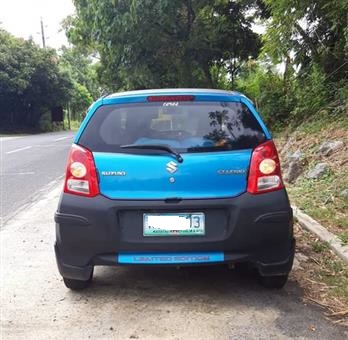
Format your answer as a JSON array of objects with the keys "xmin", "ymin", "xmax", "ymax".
[{"xmin": 1, "ymin": 185, "xmax": 347, "ymax": 339}]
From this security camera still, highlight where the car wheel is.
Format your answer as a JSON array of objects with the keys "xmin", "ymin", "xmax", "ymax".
[
  {"xmin": 258, "ymin": 274, "xmax": 288, "ymax": 289},
  {"xmin": 63, "ymin": 269, "xmax": 93, "ymax": 290}
]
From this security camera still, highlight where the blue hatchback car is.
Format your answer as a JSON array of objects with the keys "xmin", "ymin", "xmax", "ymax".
[{"xmin": 55, "ymin": 89, "xmax": 295, "ymax": 290}]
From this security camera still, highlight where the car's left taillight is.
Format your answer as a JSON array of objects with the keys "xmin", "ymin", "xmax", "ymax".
[
  {"xmin": 64, "ymin": 144, "xmax": 99, "ymax": 197},
  {"xmin": 247, "ymin": 140, "xmax": 284, "ymax": 194}
]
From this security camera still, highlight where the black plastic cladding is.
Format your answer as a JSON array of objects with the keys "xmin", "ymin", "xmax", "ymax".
[{"xmin": 55, "ymin": 189, "xmax": 295, "ymax": 280}]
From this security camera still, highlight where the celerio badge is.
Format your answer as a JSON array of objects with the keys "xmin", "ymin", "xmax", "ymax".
[{"xmin": 217, "ymin": 169, "xmax": 247, "ymax": 175}]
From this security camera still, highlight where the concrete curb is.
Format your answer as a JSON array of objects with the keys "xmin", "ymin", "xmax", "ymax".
[{"xmin": 292, "ymin": 205, "xmax": 348, "ymax": 264}]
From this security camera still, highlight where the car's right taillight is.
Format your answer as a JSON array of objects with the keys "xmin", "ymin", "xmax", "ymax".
[
  {"xmin": 247, "ymin": 140, "xmax": 284, "ymax": 194},
  {"xmin": 64, "ymin": 144, "xmax": 99, "ymax": 197}
]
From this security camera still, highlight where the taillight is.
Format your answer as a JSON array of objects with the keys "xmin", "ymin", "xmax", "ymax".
[
  {"xmin": 247, "ymin": 140, "xmax": 284, "ymax": 194},
  {"xmin": 64, "ymin": 144, "xmax": 99, "ymax": 197}
]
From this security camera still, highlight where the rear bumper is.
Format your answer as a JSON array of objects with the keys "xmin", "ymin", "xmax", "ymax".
[{"xmin": 55, "ymin": 190, "xmax": 295, "ymax": 280}]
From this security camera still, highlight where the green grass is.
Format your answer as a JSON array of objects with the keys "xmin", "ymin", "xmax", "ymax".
[
  {"xmin": 64, "ymin": 119, "xmax": 81, "ymax": 131},
  {"xmin": 0, "ymin": 133, "xmax": 24, "ymax": 137},
  {"xmin": 338, "ymin": 231, "xmax": 348, "ymax": 246},
  {"xmin": 299, "ymin": 230, "xmax": 348, "ymax": 302},
  {"xmin": 288, "ymin": 168, "xmax": 348, "ymax": 235},
  {"xmin": 293, "ymin": 108, "xmax": 348, "ymax": 135},
  {"xmin": 311, "ymin": 240, "xmax": 329, "ymax": 253},
  {"xmin": 318, "ymin": 253, "xmax": 348, "ymax": 299},
  {"xmin": 274, "ymin": 108, "xmax": 348, "ymax": 141},
  {"xmin": 283, "ymin": 107, "xmax": 348, "ymax": 307}
]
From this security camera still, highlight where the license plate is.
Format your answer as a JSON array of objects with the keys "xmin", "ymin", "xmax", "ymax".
[{"xmin": 143, "ymin": 213, "xmax": 205, "ymax": 236}]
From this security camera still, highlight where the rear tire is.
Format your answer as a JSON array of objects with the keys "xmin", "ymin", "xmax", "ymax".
[
  {"xmin": 258, "ymin": 274, "xmax": 288, "ymax": 289},
  {"xmin": 63, "ymin": 269, "xmax": 93, "ymax": 290}
]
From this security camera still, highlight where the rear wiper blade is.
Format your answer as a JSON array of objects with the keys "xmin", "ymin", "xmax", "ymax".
[{"xmin": 120, "ymin": 144, "xmax": 183, "ymax": 163}]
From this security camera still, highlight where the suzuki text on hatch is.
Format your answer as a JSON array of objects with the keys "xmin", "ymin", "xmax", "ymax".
[{"xmin": 55, "ymin": 89, "xmax": 295, "ymax": 290}]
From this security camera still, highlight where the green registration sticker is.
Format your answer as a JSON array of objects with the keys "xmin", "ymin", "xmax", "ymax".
[{"xmin": 143, "ymin": 213, "xmax": 205, "ymax": 236}]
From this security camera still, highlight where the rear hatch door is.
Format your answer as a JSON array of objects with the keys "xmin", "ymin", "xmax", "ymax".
[
  {"xmin": 93, "ymin": 150, "xmax": 251, "ymax": 199},
  {"xmin": 78, "ymin": 99, "xmax": 267, "ymax": 200}
]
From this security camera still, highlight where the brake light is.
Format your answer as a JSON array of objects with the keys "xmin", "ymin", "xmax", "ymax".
[
  {"xmin": 64, "ymin": 144, "xmax": 99, "ymax": 197},
  {"xmin": 247, "ymin": 141, "xmax": 284, "ymax": 194},
  {"xmin": 147, "ymin": 95, "xmax": 195, "ymax": 102}
]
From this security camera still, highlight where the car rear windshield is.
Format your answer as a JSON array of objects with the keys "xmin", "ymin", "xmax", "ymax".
[{"xmin": 78, "ymin": 101, "xmax": 266, "ymax": 153}]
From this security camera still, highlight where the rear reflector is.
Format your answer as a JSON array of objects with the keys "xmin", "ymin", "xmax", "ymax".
[
  {"xmin": 257, "ymin": 175, "xmax": 281, "ymax": 191},
  {"xmin": 66, "ymin": 179, "xmax": 90, "ymax": 194},
  {"xmin": 147, "ymin": 95, "xmax": 195, "ymax": 102}
]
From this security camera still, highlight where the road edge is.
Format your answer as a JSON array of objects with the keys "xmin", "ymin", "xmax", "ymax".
[
  {"xmin": 292, "ymin": 205, "xmax": 348, "ymax": 264},
  {"xmin": 1, "ymin": 177, "xmax": 64, "ymax": 229}
]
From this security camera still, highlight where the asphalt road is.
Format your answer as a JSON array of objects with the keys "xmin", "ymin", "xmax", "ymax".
[{"xmin": 0, "ymin": 131, "xmax": 75, "ymax": 224}]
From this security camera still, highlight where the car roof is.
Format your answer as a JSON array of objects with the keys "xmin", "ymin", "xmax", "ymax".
[{"xmin": 104, "ymin": 88, "xmax": 243, "ymax": 99}]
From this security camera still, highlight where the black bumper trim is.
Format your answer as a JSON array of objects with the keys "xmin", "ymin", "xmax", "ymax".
[
  {"xmin": 254, "ymin": 211, "xmax": 291, "ymax": 224},
  {"xmin": 55, "ymin": 190, "xmax": 294, "ymax": 280},
  {"xmin": 54, "ymin": 212, "xmax": 90, "ymax": 226},
  {"xmin": 55, "ymin": 243, "xmax": 93, "ymax": 280},
  {"xmin": 55, "ymin": 239, "xmax": 295, "ymax": 281}
]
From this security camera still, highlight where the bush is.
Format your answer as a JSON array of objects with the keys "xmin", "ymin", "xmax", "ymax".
[
  {"xmin": 0, "ymin": 29, "xmax": 72, "ymax": 131},
  {"xmin": 292, "ymin": 66, "xmax": 330, "ymax": 121},
  {"xmin": 236, "ymin": 61, "xmax": 294, "ymax": 129},
  {"xmin": 235, "ymin": 61, "xmax": 345, "ymax": 131},
  {"xmin": 38, "ymin": 111, "xmax": 52, "ymax": 132}
]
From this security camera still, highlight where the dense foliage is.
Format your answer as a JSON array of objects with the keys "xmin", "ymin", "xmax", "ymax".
[
  {"xmin": 0, "ymin": 31, "xmax": 99, "ymax": 131},
  {"xmin": 59, "ymin": 46, "xmax": 101, "ymax": 121},
  {"xmin": 239, "ymin": 0, "xmax": 348, "ymax": 127},
  {"xmin": 0, "ymin": 30, "xmax": 71, "ymax": 130},
  {"xmin": 263, "ymin": 0, "xmax": 348, "ymax": 82},
  {"xmin": 65, "ymin": 0, "xmax": 347, "ymax": 129},
  {"xmin": 66, "ymin": 0, "xmax": 261, "ymax": 90},
  {"xmin": 1, "ymin": 0, "xmax": 347, "ymax": 131}
]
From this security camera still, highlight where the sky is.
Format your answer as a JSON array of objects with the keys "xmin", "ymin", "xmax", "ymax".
[{"xmin": 0, "ymin": 0, "xmax": 75, "ymax": 49}]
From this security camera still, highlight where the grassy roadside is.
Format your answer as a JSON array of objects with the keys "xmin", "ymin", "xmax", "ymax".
[
  {"xmin": 0, "ymin": 132, "xmax": 28, "ymax": 137},
  {"xmin": 0, "ymin": 121, "xmax": 81, "ymax": 136},
  {"xmin": 275, "ymin": 110, "xmax": 348, "ymax": 325},
  {"xmin": 291, "ymin": 224, "xmax": 348, "ymax": 325},
  {"xmin": 276, "ymin": 110, "xmax": 348, "ymax": 244}
]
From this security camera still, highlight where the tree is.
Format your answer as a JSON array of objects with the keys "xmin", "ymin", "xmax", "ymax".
[
  {"xmin": 262, "ymin": 0, "xmax": 348, "ymax": 81},
  {"xmin": 236, "ymin": 60, "xmax": 295, "ymax": 126},
  {"xmin": 0, "ymin": 29, "xmax": 72, "ymax": 130},
  {"xmin": 59, "ymin": 46, "xmax": 101, "ymax": 120},
  {"xmin": 65, "ymin": 0, "xmax": 261, "ymax": 90},
  {"xmin": 59, "ymin": 46, "xmax": 101, "ymax": 99}
]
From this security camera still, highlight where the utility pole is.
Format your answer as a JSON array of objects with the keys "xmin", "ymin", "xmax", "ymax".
[
  {"xmin": 40, "ymin": 17, "xmax": 46, "ymax": 48},
  {"xmin": 67, "ymin": 103, "xmax": 71, "ymax": 130}
]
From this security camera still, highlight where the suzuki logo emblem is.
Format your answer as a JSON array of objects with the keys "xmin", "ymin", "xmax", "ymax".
[{"xmin": 166, "ymin": 161, "xmax": 178, "ymax": 174}]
